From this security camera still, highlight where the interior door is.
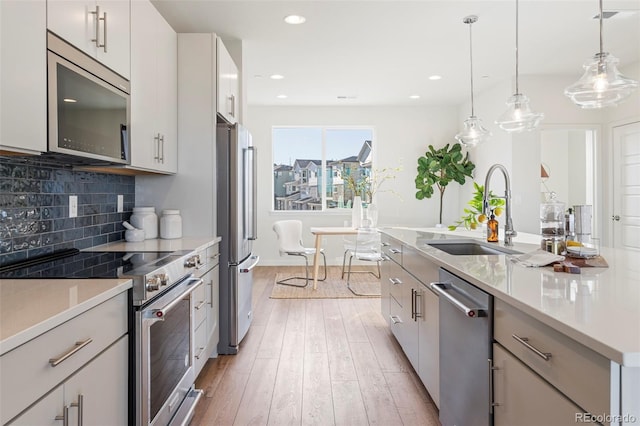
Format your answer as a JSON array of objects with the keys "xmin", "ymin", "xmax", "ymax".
[{"xmin": 612, "ymin": 121, "xmax": 640, "ymax": 250}]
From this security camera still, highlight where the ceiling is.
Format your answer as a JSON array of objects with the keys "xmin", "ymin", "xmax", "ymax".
[{"xmin": 151, "ymin": 0, "xmax": 640, "ymax": 107}]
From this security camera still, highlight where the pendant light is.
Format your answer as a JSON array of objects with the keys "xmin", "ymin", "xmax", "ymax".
[
  {"xmin": 496, "ymin": 0, "xmax": 544, "ymax": 132},
  {"xmin": 455, "ymin": 15, "xmax": 491, "ymax": 147},
  {"xmin": 564, "ymin": 0, "xmax": 638, "ymax": 108}
]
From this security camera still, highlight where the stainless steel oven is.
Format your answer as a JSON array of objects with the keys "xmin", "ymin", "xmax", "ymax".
[{"xmin": 136, "ymin": 275, "xmax": 203, "ymax": 426}]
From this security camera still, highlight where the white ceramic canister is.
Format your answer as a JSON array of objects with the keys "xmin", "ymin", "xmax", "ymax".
[
  {"xmin": 160, "ymin": 210, "xmax": 182, "ymax": 239},
  {"xmin": 130, "ymin": 207, "xmax": 158, "ymax": 239}
]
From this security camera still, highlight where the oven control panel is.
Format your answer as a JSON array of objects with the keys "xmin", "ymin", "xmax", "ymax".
[{"xmin": 126, "ymin": 250, "xmax": 199, "ymax": 305}]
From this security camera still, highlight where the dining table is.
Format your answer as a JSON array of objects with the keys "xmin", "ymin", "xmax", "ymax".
[{"xmin": 309, "ymin": 226, "xmax": 359, "ymax": 290}]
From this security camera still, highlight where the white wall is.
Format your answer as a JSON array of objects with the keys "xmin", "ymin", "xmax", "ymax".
[{"xmin": 246, "ymin": 105, "xmax": 459, "ymax": 265}]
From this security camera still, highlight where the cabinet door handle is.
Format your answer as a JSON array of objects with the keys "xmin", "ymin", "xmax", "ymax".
[
  {"xmin": 49, "ymin": 338, "xmax": 93, "ymax": 367},
  {"xmin": 413, "ymin": 289, "xmax": 422, "ymax": 320},
  {"xmin": 411, "ymin": 289, "xmax": 415, "ymax": 319},
  {"xmin": 512, "ymin": 334, "xmax": 552, "ymax": 361},
  {"xmin": 207, "ymin": 280, "xmax": 214, "ymax": 307},
  {"xmin": 488, "ymin": 359, "xmax": 499, "ymax": 413},
  {"xmin": 154, "ymin": 134, "xmax": 160, "ymax": 161},
  {"xmin": 55, "ymin": 405, "xmax": 70, "ymax": 426},
  {"xmin": 70, "ymin": 394, "xmax": 84, "ymax": 426},
  {"xmin": 229, "ymin": 94, "xmax": 235, "ymax": 117},
  {"xmin": 159, "ymin": 134, "xmax": 165, "ymax": 163},
  {"xmin": 90, "ymin": 7, "xmax": 106, "ymax": 52}
]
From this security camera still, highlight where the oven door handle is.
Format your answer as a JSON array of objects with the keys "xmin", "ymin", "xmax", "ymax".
[{"xmin": 147, "ymin": 277, "xmax": 203, "ymax": 322}]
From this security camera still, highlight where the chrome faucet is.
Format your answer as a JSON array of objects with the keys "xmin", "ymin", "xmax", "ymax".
[{"xmin": 483, "ymin": 164, "xmax": 517, "ymax": 246}]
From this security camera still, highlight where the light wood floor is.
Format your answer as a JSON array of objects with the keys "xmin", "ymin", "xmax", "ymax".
[{"xmin": 192, "ymin": 266, "xmax": 440, "ymax": 426}]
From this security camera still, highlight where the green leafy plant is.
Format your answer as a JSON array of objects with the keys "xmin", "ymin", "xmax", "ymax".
[
  {"xmin": 415, "ymin": 143, "xmax": 475, "ymax": 224},
  {"xmin": 448, "ymin": 182, "xmax": 505, "ymax": 231}
]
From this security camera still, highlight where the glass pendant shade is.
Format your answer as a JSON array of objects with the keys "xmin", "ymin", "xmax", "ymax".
[
  {"xmin": 496, "ymin": 0, "xmax": 543, "ymax": 133},
  {"xmin": 455, "ymin": 116, "xmax": 491, "ymax": 147},
  {"xmin": 565, "ymin": 52, "xmax": 639, "ymax": 109},
  {"xmin": 457, "ymin": 15, "xmax": 490, "ymax": 148},
  {"xmin": 496, "ymin": 93, "xmax": 544, "ymax": 132}
]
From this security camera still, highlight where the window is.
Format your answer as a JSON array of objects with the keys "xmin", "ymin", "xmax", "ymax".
[{"xmin": 272, "ymin": 127, "xmax": 374, "ymax": 211}]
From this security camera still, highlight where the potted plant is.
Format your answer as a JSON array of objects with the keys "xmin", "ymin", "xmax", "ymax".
[
  {"xmin": 415, "ymin": 143, "xmax": 475, "ymax": 225},
  {"xmin": 448, "ymin": 182, "xmax": 505, "ymax": 231}
]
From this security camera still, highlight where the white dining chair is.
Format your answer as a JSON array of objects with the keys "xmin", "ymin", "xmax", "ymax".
[
  {"xmin": 273, "ymin": 220, "xmax": 327, "ymax": 287},
  {"xmin": 344, "ymin": 227, "xmax": 382, "ymax": 296}
]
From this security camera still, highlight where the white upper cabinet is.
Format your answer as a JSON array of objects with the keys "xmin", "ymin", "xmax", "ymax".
[
  {"xmin": 217, "ymin": 37, "xmax": 239, "ymax": 123},
  {"xmin": 0, "ymin": 0, "xmax": 47, "ymax": 154},
  {"xmin": 130, "ymin": 0, "xmax": 177, "ymax": 174},
  {"xmin": 47, "ymin": 0, "xmax": 131, "ymax": 79}
]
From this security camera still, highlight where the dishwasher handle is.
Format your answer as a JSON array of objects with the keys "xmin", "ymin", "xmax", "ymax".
[{"xmin": 430, "ymin": 282, "xmax": 485, "ymax": 318}]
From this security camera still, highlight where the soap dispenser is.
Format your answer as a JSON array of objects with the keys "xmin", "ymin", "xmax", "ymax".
[{"xmin": 487, "ymin": 211, "xmax": 499, "ymax": 242}]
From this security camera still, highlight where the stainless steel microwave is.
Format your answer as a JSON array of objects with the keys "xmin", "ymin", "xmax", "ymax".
[{"xmin": 47, "ymin": 32, "xmax": 130, "ymax": 165}]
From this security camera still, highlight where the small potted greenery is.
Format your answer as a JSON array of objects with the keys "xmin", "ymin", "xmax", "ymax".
[
  {"xmin": 415, "ymin": 143, "xmax": 475, "ymax": 225},
  {"xmin": 448, "ymin": 182, "xmax": 505, "ymax": 230}
]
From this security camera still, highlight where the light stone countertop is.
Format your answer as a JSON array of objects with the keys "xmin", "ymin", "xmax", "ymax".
[
  {"xmin": 0, "ymin": 236, "xmax": 221, "ymax": 356},
  {"xmin": 381, "ymin": 227, "xmax": 640, "ymax": 367},
  {"xmin": 85, "ymin": 236, "xmax": 221, "ymax": 253}
]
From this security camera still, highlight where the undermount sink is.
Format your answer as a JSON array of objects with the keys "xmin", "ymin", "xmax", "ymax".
[{"xmin": 427, "ymin": 242, "xmax": 520, "ymax": 256}]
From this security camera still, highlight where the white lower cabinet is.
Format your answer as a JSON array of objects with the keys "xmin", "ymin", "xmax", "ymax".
[
  {"xmin": 2, "ymin": 292, "xmax": 128, "ymax": 425},
  {"xmin": 381, "ymin": 235, "xmax": 440, "ymax": 407},
  {"xmin": 11, "ymin": 337, "xmax": 128, "ymax": 426},
  {"xmin": 193, "ymin": 242, "xmax": 220, "ymax": 378},
  {"xmin": 492, "ymin": 343, "xmax": 582, "ymax": 426}
]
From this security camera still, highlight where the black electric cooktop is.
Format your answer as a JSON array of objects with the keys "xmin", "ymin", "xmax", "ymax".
[{"xmin": 0, "ymin": 249, "xmax": 173, "ymax": 279}]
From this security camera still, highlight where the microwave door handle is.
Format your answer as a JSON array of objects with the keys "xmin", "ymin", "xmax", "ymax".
[{"xmin": 245, "ymin": 146, "xmax": 257, "ymax": 240}]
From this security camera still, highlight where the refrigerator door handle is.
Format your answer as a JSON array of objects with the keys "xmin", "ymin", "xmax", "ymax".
[
  {"xmin": 239, "ymin": 255, "xmax": 260, "ymax": 273},
  {"xmin": 245, "ymin": 146, "xmax": 258, "ymax": 240}
]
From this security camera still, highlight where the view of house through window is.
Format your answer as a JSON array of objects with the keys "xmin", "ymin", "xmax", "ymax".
[{"xmin": 273, "ymin": 127, "xmax": 374, "ymax": 211}]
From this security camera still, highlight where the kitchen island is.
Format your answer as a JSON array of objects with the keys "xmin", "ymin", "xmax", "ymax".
[{"xmin": 380, "ymin": 226, "xmax": 639, "ymax": 425}]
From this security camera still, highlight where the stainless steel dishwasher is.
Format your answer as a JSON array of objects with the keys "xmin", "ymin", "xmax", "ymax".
[{"xmin": 431, "ymin": 268, "xmax": 493, "ymax": 426}]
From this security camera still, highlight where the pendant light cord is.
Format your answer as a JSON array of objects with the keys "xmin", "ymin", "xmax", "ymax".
[
  {"xmin": 515, "ymin": 0, "xmax": 520, "ymax": 94},
  {"xmin": 599, "ymin": 0, "xmax": 604, "ymax": 55},
  {"xmin": 468, "ymin": 21, "xmax": 475, "ymax": 116}
]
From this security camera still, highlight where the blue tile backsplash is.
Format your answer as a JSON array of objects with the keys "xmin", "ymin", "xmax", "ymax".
[{"xmin": 0, "ymin": 157, "xmax": 135, "ymax": 266}]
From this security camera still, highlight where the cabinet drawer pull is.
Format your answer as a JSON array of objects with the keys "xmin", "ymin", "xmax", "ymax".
[
  {"xmin": 195, "ymin": 300, "xmax": 206, "ymax": 310},
  {"xmin": 195, "ymin": 346, "xmax": 206, "ymax": 360},
  {"xmin": 389, "ymin": 248, "xmax": 401, "ymax": 254},
  {"xmin": 389, "ymin": 315, "xmax": 402, "ymax": 324},
  {"xmin": 49, "ymin": 338, "xmax": 93, "ymax": 367},
  {"xmin": 389, "ymin": 278, "xmax": 402, "ymax": 285},
  {"xmin": 512, "ymin": 334, "xmax": 552, "ymax": 361}
]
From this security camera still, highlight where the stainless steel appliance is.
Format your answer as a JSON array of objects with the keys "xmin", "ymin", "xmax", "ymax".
[
  {"xmin": 0, "ymin": 249, "xmax": 204, "ymax": 426},
  {"xmin": 216, "ymin": 122, "xmax": 259, "ymax": 355},
  {"xmin": 47, "ymin": 31, "xmax": 130, "ymax": 165},
  {"xmin": 431, "ymin": 268, "xmax": 493, "ymax": 426}
]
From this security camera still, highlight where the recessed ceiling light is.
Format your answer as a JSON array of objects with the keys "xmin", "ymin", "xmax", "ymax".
[
  {"xmin": 284, "ymin": 15, "xmax": 306, "ymax": 25},
  {"xmin": 63, "ymin": 98, "xmax": 77, "ymax": 103},
  {"xmin": 428, "ymin": 75, "xmax": 442, "ymax": 81},
  {"xmin": 277, "ymin": 94, "xmax": 288, "ymax": 99},
  {"xmin": 270, "ymin": 74, "xmax": 284, "ymax": 80},
  {"xmin": 409, "ymin": 95, "xmax": 421, "ymax": 99}
]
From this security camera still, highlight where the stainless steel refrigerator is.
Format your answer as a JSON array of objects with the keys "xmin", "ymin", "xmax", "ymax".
[{"xmin": 216, "ymin": 122, "xmax": 259, "ymax": 355}]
